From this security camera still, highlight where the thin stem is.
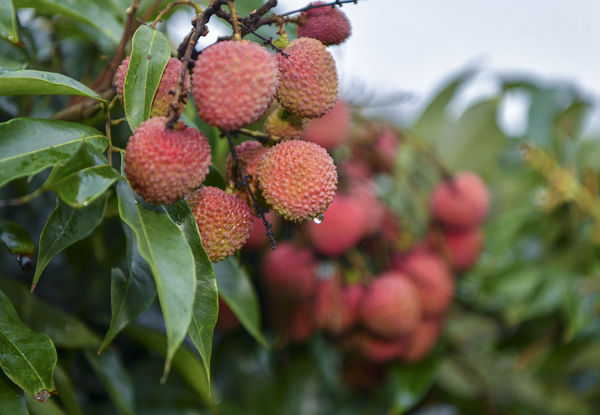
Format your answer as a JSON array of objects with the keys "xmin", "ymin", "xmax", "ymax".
[
  {"xmin": 0, "ymin": 187, "xmax": 45, "ymax": 207},
  {"xmin": 226, "ymin": 0, "xmax": 241, "ymax": 40},
  {"xmin": 103, "ymin": 103, "xmax": 113, "ymax": 165},
  {"xmin": 236, "ymin": 128, "xmax": 279, "ymax": 145},
  {"xmin": 279, "ymin": 0, "xmax": 358, "ymax": 17},
  {"xmin": 150, "ymin": 0, "xmax": 203, "ymax": 28}
]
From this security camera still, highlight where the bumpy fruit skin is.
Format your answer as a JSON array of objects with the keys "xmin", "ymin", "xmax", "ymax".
[
  {"xmin": 359, "ymin": 272, "xmax": 422, "ymax": 338},
  {"xmin": 187, "ymin": 186, "xmax": 253, "ymax": 263},
  {"xmin": 297, "ymin": 2, "xmax": 351, "ymax": 46},
  {"xmin": 264, "ymin": 106, "xmax": 307, "ymax": 139},
  {"xmin": 277, "ymin": 37, "xmax": 338, "ymax": 118},
  {"xmin": 398, "ymin": 251, "xmax": 455, "ymax": 317},
  {"xmin": 442, "ymin": 227, "xmax": 484, "ymax": 271},
  {"xmin": 114, "ymin": 57, "xmax": 190, "ymax": 117},
  {"xmin": 302, "ymin": 99, "xmax": 350, "ymax": 150},
  {"xmin": 430, "ymin": 171, "xmax": 490, "ymax": 229},
  {"xmin": 305, "ymin": 192, "xmax": 368, "ymax": 256},
  {"xmin": 257, "ymin": 140, "xmax": 337, "ymax": 222},
  {"xmin": 192, "ymin": 40, "xmax": 279, "ymax": 130},
  {"xmin": 124, "ymin": 117, "xmax": 211, "ymax": 205}
]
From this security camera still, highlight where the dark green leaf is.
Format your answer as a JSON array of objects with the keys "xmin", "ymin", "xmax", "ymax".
[
  {"xmin": 124, "ymin": 25, "xmax": 171, "ymax": 131},
  {"xmin": 33, "ymin": 196, "xmax": 107, "ymax": 290},
  {"xmin": 0, "ymin": 218, "xmax": 35, "ymax": 255},
  {"xmin": 0, "ymin": 70, "xmax": 104, "ymax": 100},
  {"xmin": 0, "ymin": 0, "xmax": 19, "ymax": 44},
  {"xmin": 53, "ymin": 365, "xmax": 82, "ymax": 415},
  {"xmin": 0, "ymin": 279, "xmax": 99, "ymax": 349},
  {"xmin": 164, "ymin": 201, "xmax": 218, "ymax": 383},
  {"xmin": 203, "ymin": 165, "xmax": 227, "ymax": 190},
  {"xmin": 0, "ymin": 118, "xmax": 105, "ymax": 187},
  {"xmin": 116, "ymin": 179, "xmax": 196, "ymax": 377},
  {"xmin": 389, "ymin": 354, "xmax": 439, "ymax": 413},
  {"xmin": 0, "ymin": 370, "xmax": 27, "ymax": 415},
  {"xmin": 214, "ymin": 257, "xmax": 266, "ymax": 346},
  {"xmin": 26, "ymin": 394, "xmax": 65, "ymax": 415},
  {"xmin": 0, "ymin": 289, "xmax": 56, "ymax": 397},
  {"xmin": 48, "ymin": 165, "xmax": 120, "ymax": 208},
  {"xmin": 14, "ymin": 0, "xmax": 122, "ymax": 44},
  {"xmin": 85, "ymin": 350, "xmax": 134, "ymax": 415}
]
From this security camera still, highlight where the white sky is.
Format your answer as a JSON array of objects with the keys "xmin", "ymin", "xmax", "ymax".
[{"xmin": 169, "ymin": 0, "xmax": 600, "ymax": 133}]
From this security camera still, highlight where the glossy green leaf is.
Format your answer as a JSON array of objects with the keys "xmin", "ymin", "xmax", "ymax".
[
  {"xmin": 123, "ymin": 25, "xmax": 171, "ymax": 131},
  {"xmin": 85, "ymin": 350, "xmax": 134, "ymax": 415},
  {"xmin": 0, "ymin": 218, "xmax": 35, "ymax": 255},
  {"xmin": 14, "ymin": 0, "xmax": 122, "ymax": 44},
  {"xmin": 165, "ymin": 201, "xmax": 218, "ymax": 383},
  {"xmin": 0, "ymin": 118, "xmax": 105, "ymax": 187},
  {"xmin": 125, "ymin": 325, "xmax": 213, "ymax": 407},
  {"xmin": 0, "ymin": 370, "xmax": 27, "ymax": 415},
  {"xmin": 0, "ymin": 0, "xmax": 19, "ymax": 44},
  {"xmin": 53, "ymin": 365, "xmax": 82, "ymax": 415},
  {"xmin": 0, "ymin": 279, "xmax": 100, "ymax": 349},
  {"xmin": 26, "ymin": 394, "xmax": 65, "ymax": 415},
  {"xmin": 33, "ymin": 196, "xmax": 107, "ymax": 290},
  {"xmin": 48, "ymin": 165, "xmax": 120, "ymax": 208},
  {"xmin": 389, "ymin": 354, "xmax": 439, "ymax": 413},
  {"xmin": 214, "ymin": 257, "xmax": 266, "ymax": 346},
  {"xmin": 0, "ymin": 289, "xmax": 57, "ymax": 398},
  {"xmin": 116, "ymin": 179, "xmax": 196, "ymax": 377},
  {"xmin": 0, "ymin": 70, "xmax": 104, "ymax": 100}
]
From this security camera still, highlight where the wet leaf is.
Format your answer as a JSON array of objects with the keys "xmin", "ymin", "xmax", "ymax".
[
  {"xmin": 0, "ymin": 218, "xmax": 35, "ymax": 255},
  {"xmin": 0, "ymin": 69, "xmax": 104, "ymax": 100}
]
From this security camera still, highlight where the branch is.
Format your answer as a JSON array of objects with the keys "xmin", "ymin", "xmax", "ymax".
[{"xmin": 278, "ymin": 0, "xmax": 359, "ymax": 17}]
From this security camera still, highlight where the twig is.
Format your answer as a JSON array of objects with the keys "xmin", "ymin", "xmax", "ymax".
[
  {"xmin": 278, "ymin": 0, "xmax": 359, "ymax": 17},
  {"xmin": 223, "ymin": 131, "xmax": 276, "ymax": 249},
  {"xmin": 0, "ymin": 187, "xmax": 45, "ymax": 207},
  {"xmin": 103, "ymin": 103, "xmax": 113, "ymax": 165},
  {"xmin": 235, "ymin": 128, "xmax": 280, "ymax": 145},
  {"xmin": 248, "ymin": 31, "xmax": 287, "ymax": 55},
  {"xmin": 150, "ymin": 0, "xmax": 203, "ymax": 28},
  {"xmin": 226, "ymin": 0, "xmax": 241, "ymax": 40}
]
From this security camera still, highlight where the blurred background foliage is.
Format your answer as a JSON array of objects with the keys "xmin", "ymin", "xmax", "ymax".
[{"xmin": 0, "ymin": 0, "xmax": 599, "ymax": 414}]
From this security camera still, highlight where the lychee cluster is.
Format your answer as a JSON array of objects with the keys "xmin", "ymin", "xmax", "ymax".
[{"xmin": 297, "ymin": 2, "xmax": 352, "ymax": 46}]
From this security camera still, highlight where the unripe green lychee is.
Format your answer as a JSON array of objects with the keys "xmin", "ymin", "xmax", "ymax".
[
  {"xmin": 257, "ymin": 140, "xmax": 337, "ymax": 222},
  {"xmin": 359, "ymin": 272, "xmax": 422, "ymax": 338},
  {"xmin": 302, "ymin": 99, "xmax": 350, "ymax": 150},
  {"xmin": 187, "ymin": 186, "xmax": 253, "ymax": 263},
  {"xmin": 114, "ymin": 57, "xmax": 190, "ymax": 117},
  {"xmin": 430, "ymin": 171, "xmax": 490, "ymax": 229},
  {"xmin": 297, "ymin": 2, "xmax": 352, "ymax": 46},
  {"xmin": 124, "ymin": 117, "xmax": 211, "ymax": 205},
  {"xmin": 264, "ymin": 106, "xmax": 307, "ymax": 139},
  {"xmin": 191, "ymin": 40, "xmax": 279, "ymax": 130},
  {"xmin": 276, "ymin": 37, "xmax": 338, "ymax": 118},
  {"xmin": 442, "ymin": 227, "xmax": 484, "ymax": 271}
]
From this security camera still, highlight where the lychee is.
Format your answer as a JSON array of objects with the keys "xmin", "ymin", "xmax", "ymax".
[
  {"xmin": 442, "ymin": 227, "xmax": 484, "ymax": 271},
  {"xmin": 124, "ymin": 117, "xmax": 211, "ymax": 205},
  {"xmin": 216, "ymin": 297, "xmax": 239, "ymax": 332},
  {"xmin": 359, "ymin": 272, "xmax": 422, "ymax": 338},
  {"xmin": 276, "ymin": 37, "xmax": 338, "ymax": 118},
  {"xmin": 397, "ymin": 250, "xmax": 454, "ymax": 317},
  {"xmin": 225, "ymin": 140, "xmax": 268, "ymax": 194},
  {"xmin": 430, "ymin": 171, "xmax": 490, "ymax": 229},
  {"xmin": 302, "ymin": 99, "xmax": 350, "ymax": 150},
  {"xmin": 257, "ymin": 140, "xmax": 337, "ymax": 222},
  {"xmin": 114, "ymin": 57, "xmax": 190, "ymax": 118},
  {"xmin": 403, "ymin": 317, "xmax": 443, "ymax": 362},
  {"xmin": 192, "ymin": 40, "xmax": 279, "ymax": 130},
  {"xmin": 286, "ymin": 301, "xmax": 316, "ymax": 343},
  {"xmin": 345, "ymin": 331, "xmax": 409, "ymax": 363},
  {"xmin": 305, "ymin": 192, "xmax": 368, "ymax": 256},
  {"xmin": 297, "ymin": 2, "xmax": 352, "ymax": 46},
  {"xmin": 264, "ymin": 106, "xmax": 307, "ymax": 139},
  {"xmin": 187, "ymin": 186, "xmax": 253, "ymax": 263}
]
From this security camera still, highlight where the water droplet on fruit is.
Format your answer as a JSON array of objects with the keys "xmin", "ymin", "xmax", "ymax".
[{"xmin": 313, "ymin": 214, "xmax": 324, "ymax": 224}]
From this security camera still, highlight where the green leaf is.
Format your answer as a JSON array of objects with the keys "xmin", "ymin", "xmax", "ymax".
[
  {"xmin": 53, "ymin": 365, "xmax": 82, "ymax": 415},
  {"xmin": 0, "ymin": 289, "xmax": 57, "ymax": 398},
  {"xmin": 0, "ymin": 0, "xmax": 20, "ymax": 44},
  {"xmin": 48, "ymin": 165, "xmax": 120, "ymax": 208},
  {"xmin": 14, "ymin": 0, "xmax": 122, "ymax": 44},
  {"xmin": 33, "ymin": 196, "xmax": 107, "ymax": 290},
  {"xmin": 0, "ymin": 70, "xmax": 104, "ymax": 100},
  {"xmin": 389, "ymin": 354, "xmax": 439, "ymax": 413},
  {"xmin": 0, "ymin": 218, "xmax": 35, "ymax": 255},
  {"xmin": 0, "ymin": 371, "xmax": 27, "ymax": 415},
  {"xmin": 26, "ymin": 394, "xmax": 65, "ymax": 415},
  {"xmin": 164, "ymin": 201, "xmax": 218, "ymax": 384},
  {"xmin": 124, "ymin": 25, "xmax": 171, "ymax": 131},
  {"xmin": 116, "ymin": 179, "xmax": 196, "ymax": 378},
  {"xmin": 0, "ymin": 118, "xmax": 105, "ymax": 187},
  {"xmin": 214, "ymin": 257, "xmax": 266, "ymax": 346},
  {"xmin": 85, "ymin": 350, "xmax": 134, "ymax": 415},
  {"xmin": 0, "ymin": 279, "xmax": 100, "ymax": 349}
]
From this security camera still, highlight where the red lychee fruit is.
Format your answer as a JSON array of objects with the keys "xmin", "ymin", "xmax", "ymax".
[
  {"xmin": 224, "ymin": 140, "xmax": 268, "ymax": 201},
  {"xmin": 216, "ymin": 297, "xmax": 239, "ymax": 332},
  {"xmin": 430, "ymin": 171, "xmax": 490, "ymax": 229},
  {"xmin": 302, "ymin": 99, "xmax": 350, "ymax": 150},
  {"xmin": 192, "ymin": 40, "xmax": 278, "ymax": 130},
  {"xmin": 345, "ymin": 331, "xmax": 409, "ymax": 364},
  {"xmin": 349, "ymin": 181, "xmax": 385, "ymax": 237},
  {"xmin": 187, "ymin": 186, "xmax": 253, "ymax": 263},
  {"xmin": 339, "ymin": 284, "xmax": 364, "ymax": 332},
  {"xmin": 305, "ymin": 192, "xmax": 368, "ymax": 256},
  {"xmin": 124, "ymin": 117, "xmax": 211, "ymax": 205},
  {"xmin": 243, "ymin": 212, "xmax": 280, "ymax": 251},
  {"xmin": 276, "ymin": 37, "xmax": 338, "ymax": 118},
  {"xmin": 286, "ymin": 301, "xmax": 316, "ymax": 343},
  {"xmin": 297, "ymin": 2, "xmax": 352, "ymax": 46},
  {"xmin": 114, "ymin": 57, "xmax": 190, "ymax": 117},
  {"xmin": 374, "ymin": 128, "xmax": 400, "ymax": 171},
  {"xmin": 261, "ymin": 241, "xmax": 317, "ymax": 303},
  {"xmin": 359, "ymin": 272, "xmax": 422, "ymax": 338},
  {"xmin": 403, "ymin": 317, "xmax": 443, "ymax": 362},
  {"xmin": 315, "ymin": 275, "xmax": 342, "ymax": 332},
  {"xmin": 257, "ymin": 140, "xmax": 337, "ymax": 222},
  {"xmin": 264, "ymin": 106, "xmax": 307, "ymax": 139},
  {"xmin": 442, "ymin": 227, "xmax": 484, "ymax": 271},
  {"xmin": 398, "ymin": 250, "xmax": 454, "ymax": 317}
]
